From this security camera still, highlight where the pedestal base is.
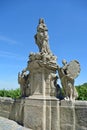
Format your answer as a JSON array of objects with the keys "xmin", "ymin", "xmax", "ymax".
[{"xmin": 24, "ymin": 96, "xmax": 60, "ymax": 130}]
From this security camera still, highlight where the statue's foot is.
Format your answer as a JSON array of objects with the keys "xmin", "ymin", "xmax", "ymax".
[{"xmin": 64, "ymin": 96, "xmax": 69, "ymax": 101}]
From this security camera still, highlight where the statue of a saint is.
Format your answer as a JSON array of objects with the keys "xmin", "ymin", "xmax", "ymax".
[{"xmin": 34, "ymin": 18, "xmax": 51, "ymax": 55}]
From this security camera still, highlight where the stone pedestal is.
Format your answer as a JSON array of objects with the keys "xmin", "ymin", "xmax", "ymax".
[
  {"xmin": 75, "ymin": 101, "xmax": 87, "ymax": 130},
  {"xmin": 23, "ymin": 52, "xmax": 59, "ymax": 130},
  {"xmin": 24, "ymin": 96, "xmax": 59, "ymax": 130},
  {"xmin": 60, "ymin": 100, "xmax": 75, "ymax": 130},
  {"xmin": 27, "ymin": 54, "xmax": 57, "ymax": 97}
]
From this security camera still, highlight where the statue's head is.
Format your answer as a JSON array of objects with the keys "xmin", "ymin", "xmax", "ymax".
[
  {"xmin": 39, "ymin": 18, "xmax": 44, "ymax": 24},
  {"xmin": 62, "ymin": 59, "xmax": 67, "ymax": 65},
  {"xmin": 37, "ymin": 18, "xmax": 48, "ymax": 32}
]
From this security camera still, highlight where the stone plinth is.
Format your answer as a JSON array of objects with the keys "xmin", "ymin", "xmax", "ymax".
[
  {"xmin": 24, "ymin": 96, "xmax": 59, "ymax": 130},
  {"xmin": 27, "ymin": 54, "xmax": 57, "ymax": 97},
  {"xmin": 75, "ymin": 101, "xmax": 87, "ymax": 130},
  {"xmin": 60, "ymin": 100, "xmax": 75, "ymax": 130},
  {"xmin": 60, "ymin": 100, "xmax": 87, "ymax": 130}
]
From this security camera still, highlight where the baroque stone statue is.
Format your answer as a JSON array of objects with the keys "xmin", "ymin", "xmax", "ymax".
[
  {"xmin": 57, "ymin": 59, "xmax": 80, "ymax": 100},
  {"xmin": 18, "ymin": 18, "xmax": 81, "ymax": 101},
  {"xmin": 34, "ymin": 18, "xmax": 51, "ymax": 55},
  {"xmin": 18, "ymin": 18, "xmax": 58, "ymax": 97},
  {"xmin": 18, "ymin": 68, "xmax": 31, "ymax": 97}
]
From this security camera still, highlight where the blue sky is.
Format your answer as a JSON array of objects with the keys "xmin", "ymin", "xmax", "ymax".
[{"xmin": 0, "ymin": 0, "xmax": 87, "ymax": 89}]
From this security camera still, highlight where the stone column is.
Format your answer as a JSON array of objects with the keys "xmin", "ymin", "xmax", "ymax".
[{"xmin": 24, "ymin": 97, "xmax": 59, "ymax": 130}]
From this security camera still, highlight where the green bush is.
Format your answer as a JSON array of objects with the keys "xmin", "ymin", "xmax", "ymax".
[
  {"xmin": 0, "ymin": 88, "xmax": 21, "ymax": 99},
  {"xmin": 0, "ymin": 83, "xmax": 87, "ymax": 100},
  {"xmin": 76, "ymin": 83, "xmax": 87, "ymax": 100}
]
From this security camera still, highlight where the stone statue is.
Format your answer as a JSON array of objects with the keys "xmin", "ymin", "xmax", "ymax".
[
  {"xmin": 18, "ymin": 69, "xmax": 30, "ymax": 97},
  {"xmin": 34, "ymin": 18, "xmax": 51, "ymax": 55},
  {"xmin": 18, "ymin": 18, "xmax": 58, "ymax": 98},
  {"xmin": 57, "ymin": 59, "xmax": 80, "ymax": 100},
  {"xmin": 18, "ymin": 18, "xmax": 81, "ymax": 102}
]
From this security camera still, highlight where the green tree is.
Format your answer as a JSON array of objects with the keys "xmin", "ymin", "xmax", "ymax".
[
  {"xmin": 76, "ymin": 83, "xmax": 87, "ymax": 100},
  {"xmin": 0, "ymin": 88, "xmax": 21, "ymax": 99}
]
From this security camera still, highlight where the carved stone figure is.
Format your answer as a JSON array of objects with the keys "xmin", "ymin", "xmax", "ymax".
[
  {"xmin": 18, "ymin": 19, "xmax": 58, "ymax": 98},
  {"xmin": 18, "ymin": 69, "xmax": 31, "ymax": 97},
  {"xmin": 18, "ymin": 18, "xmax": 81, "ymax": 102},
  {"xmin": 34, "ymin": 18, "xmax": 51, "ymax": 55},
  {"xmin": 57, "ymin": 59, "xmax": 80, "ymax": 100}
]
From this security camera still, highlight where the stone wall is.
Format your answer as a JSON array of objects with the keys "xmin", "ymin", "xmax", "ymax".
[
  {"xmin": 60, "ymin": 100, "xmax": 87, "ymax": 130},
  {"xmin": 0, "ymin": 97, "xmax": 87, "ymax": 130},
  {"xmin": 0, "ymin": 97, "xmax": 25, "ymax": 125},
  {"xmin": 75, "ymin": 101, "xmax": 87, "ymax": 130}
]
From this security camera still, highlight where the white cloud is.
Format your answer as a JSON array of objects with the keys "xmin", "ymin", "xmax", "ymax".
[{"xmin": 0, "ymin": 35, "xmax": 17, "ymax": 45}]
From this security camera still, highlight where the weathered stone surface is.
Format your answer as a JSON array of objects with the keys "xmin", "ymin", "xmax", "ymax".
[
  {"xmin": 0, "ymin": 116, "xmax": 32, "ymax": 130},
  {"xmin": 24, "ymin": 97, "xmax": 59, "ymax": 130},
  {"xmin": 75, "ymin": 100, "xmax": 87, "ymax": 107},
  {"xmin": 34, "ymin": 18, "xmax": 51, "ymax": 55},
  {"xmin": 67, "ymin": 60, "xmax": 80, "ymax": 79},
  {"xmin": 60, "ymin": 124, "xmax": 74, "ymax": 130},
  {"xmin": 60, "ymin": 100, "xmax": 87, "ymax": 130},
  {"xmin": 60, "ymin": 107, "xmax": 74, "ymax": 124},
  {"xmin": 60, "ymin": 100, "xmax": 74, "ymax": 106},
  {"xmin": 0, "ymin": 97, "xmax": 25, "ymax": 125},
  {"xmin": 60, "ymin": 100, "xmax": 75, "ymax": 130},
  {"xmin": 57, "ymin": 59, "xmax": 80, "ymax": 100},
  {"xmin": 0, "ymin": 97, "xmax": 87, "ymax": 130},
  {"xmin": 24, "ymin": 98, "xmax": 43, "ymax": 130},
  {"xmin": 27, "ymin": 61, "xmax": 57, "ymax": 97},
  {"xmin": 24, "ymin": 97, "xmax": 45, "ymax": 130},
  {"xmin": 75, "ymin": 125, "xmax": 87, "ymax": 130},
  {"xmin": 0, "ymin": 97, "xmax": 14, "ymax": 118},
  {"xmin": 18, "ymin": 69, "xmax": 30, "ymax": 97},
  {"xmin": 75, "ymin": 101, "xmax": 87, "ymax": 129},
  {"xmin": 9, "ymin": 99, "xmax": 25, "ymax": 125},
  {"xmin": 51, "ymin": 100, "xmax": 60, "ymax": 130}
]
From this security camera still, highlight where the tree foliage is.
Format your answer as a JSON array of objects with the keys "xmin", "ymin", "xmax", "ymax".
[
  {"xmin": 76, "ymin": 83, "xmax": 87, "ymax": 100},
  {"xmin": 0, "ymin": 88, "xmax": 21, "ymax": 99},
  {"xmin": 0, "ymin": 83, "xmax": 87, "ymax": 100}
]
